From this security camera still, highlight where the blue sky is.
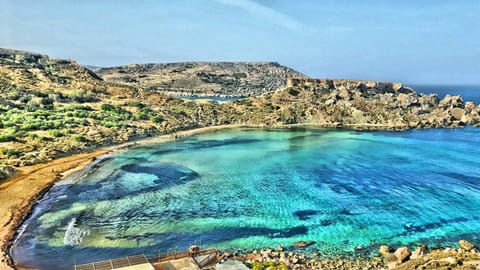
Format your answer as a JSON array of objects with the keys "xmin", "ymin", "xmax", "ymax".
[{"xmin": 0, "ymin": 0, "xmax": 479, "ymax": 84}]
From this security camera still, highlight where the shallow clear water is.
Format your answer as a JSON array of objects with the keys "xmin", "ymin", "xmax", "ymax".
[{"xmin": 12, "ymin": 128, "xmax": 480, "ymax": 270}]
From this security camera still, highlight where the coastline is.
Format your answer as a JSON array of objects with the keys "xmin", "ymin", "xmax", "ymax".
[
  {"xmin": 2, "ymin": 124, "xmax": 479, "ymax": 270},
  {"xmin": 0, "ymin": 124, "xmax": 246, "ymax": 270}
]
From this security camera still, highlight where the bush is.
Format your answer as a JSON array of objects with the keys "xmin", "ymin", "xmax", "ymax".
[
  {"xmin": 25, "ymin": 100, "xmax": 41, "ymax": 112},
  {"xmin": 127, "ymin": 101, "xmax": 145, "ymax": 108},
  {"xmin": 101, "ymin": 103, "xmax": 116, "ymax": 111},
  {"xmin": 40, "ymin": 97, "xmax": 54, "ymax": 109},
  {"xmin": 0, "ymin": 148, "xmax": 19, "ymax": 157},
  {"xmin": 48, "ymin": 130, "xmax": 63, "ymax": 137},
  {"xmin": 0, "ymin": 134, "xmax": 15, "ymax": 142},
  {"xmin": 69, "ymin": 90, "xmax": 97, "ymax": 103},
  {"xmin": 150, "ymin": 115, "xmax": 164, "ymax": 123},
  {"xmin": 73, "ymin": 135, "xmax": 87, "ymax": 142}
]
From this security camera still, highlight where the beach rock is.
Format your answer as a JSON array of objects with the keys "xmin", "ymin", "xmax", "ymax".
[
  {"xmin": 411, "ymin": 244, "xmax": 427, "ymax": 259},
  {"xmin": 459, "ymin": 240, "xmax": 476, "ymax": 251},
  {"xmin": 276, "ymin": 245, "xmax": 284, "ymax": 252},
  {"xmin": 384, "ymin": 253, "xmax": 398, "ymax": 269},
  {"xmin": 379, "ymin": 245, "xmax": 391, "ymax": 257},
  {"xmin": 394, "ymin": 247, "xmax": 411, "ymax": 262}
]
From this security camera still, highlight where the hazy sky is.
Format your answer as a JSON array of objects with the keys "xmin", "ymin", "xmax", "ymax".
[{"xmin": 1, "ymin": 0, "xmax": 479, "ymax": 84}]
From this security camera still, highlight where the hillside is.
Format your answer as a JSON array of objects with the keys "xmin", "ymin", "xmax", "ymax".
[
  {"xmin": 0, "ymin": 48, "xmax": 233, "ymax": 174},
  {"xmin": 94, "ymin": 62, "xmax": 304, "ymax": 97}
]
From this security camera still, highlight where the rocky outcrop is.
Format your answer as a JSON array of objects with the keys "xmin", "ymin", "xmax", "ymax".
[
  {"xmin": 95, "ymin": 62, "xmax": 305, "ymax": 97},
  {"xmin": 235, "ymin": 78, "xmax": 480, "ymax": 129}
]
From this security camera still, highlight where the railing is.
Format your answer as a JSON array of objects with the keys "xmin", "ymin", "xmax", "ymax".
[
  {"xmin": 75, "ymin": 248, "xmax": 218, "ymax": 270},
  {"xmin": 149, "ymin": 248, "xmax": 218, "ymax": 264}
]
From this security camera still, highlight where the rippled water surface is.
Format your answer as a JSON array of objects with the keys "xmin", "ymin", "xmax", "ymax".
[{"xmin": 12, "ymin": 128, "xmax": 480, "ymax": 270}]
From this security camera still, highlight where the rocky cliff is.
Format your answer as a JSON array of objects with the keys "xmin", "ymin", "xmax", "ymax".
[{"xmin": 95, "ymin": 62, "xmax": 305, "ymax": 97}]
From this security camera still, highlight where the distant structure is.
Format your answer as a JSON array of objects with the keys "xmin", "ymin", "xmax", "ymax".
[{"xmin": 74, "ymin": 247, "xmax": 219, "ymax": 270}]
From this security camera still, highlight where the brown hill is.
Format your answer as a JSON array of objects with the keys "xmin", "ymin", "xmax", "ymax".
[{"xmin": 94, "ymin": 61, "xmax": 305, "ymax": 97}]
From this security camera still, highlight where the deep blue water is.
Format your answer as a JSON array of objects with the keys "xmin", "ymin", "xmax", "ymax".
[
  {"xmin": 408, "ymin": 84, "xmax": 480, "ymax": 103},
  {"xmin": 11, "ymin": 127, "xmax": 480, "ymax": 270}
]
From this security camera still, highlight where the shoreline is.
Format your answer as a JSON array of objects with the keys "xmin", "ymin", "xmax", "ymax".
[{"xmin": 0, "ymin": 124, "xmax": 247, "ymax": 270}]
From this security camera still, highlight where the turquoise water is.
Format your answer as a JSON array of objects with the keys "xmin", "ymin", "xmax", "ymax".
[{"xmin": 12, "ymin": 128, "xmax": 480, "ymax": 270}]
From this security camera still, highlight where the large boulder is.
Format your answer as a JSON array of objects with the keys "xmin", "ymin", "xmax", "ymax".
[
  {"xmin": 449, "ymin": 107, "xmax": 466, "ymax": 121},
  {"xmin": 459, "ymin": 240, "xmax": 476, "ymax": 251},
  {"xmin": 439, "ymin": 95, "xmax": 464, "ymax": 109},
  {"xmin": 410, "ymin": 245, "xmax": 427, "ymax": 260},
  {"xmin": 394, "ymin": 247, "xmax": 411, "ymax": 262}
]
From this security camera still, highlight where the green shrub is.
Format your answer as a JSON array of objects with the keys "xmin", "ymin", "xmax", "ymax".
[
  {"xmin": 40, "ymin": 97, "xmax": 54, "ymax": 109},
  {"xmin": 13, "ymin": 130, "xmax": 27, "ymax": 138},
  {"xmin": 48, "ymin": 130, "xmax": 63, "ymax": 137},
  {"xmin": 73, "ymin": 135, "xmax": 87, "ymax": 142},
  {"xmin": 150, "ymin": 115, "xmax": 164, "ymax": 123},
  {"xmin": 101, "ymin": 103, "xmax": 116, "ymax": 111},
  {"xmin": 0, "ymin": 148, "xmax": 20, "ymax": 157},
  {"xmin": 69, "ymin": 90, "xmax": 97, "ymax": 103},
  {"xmin": 0, "ymin": 134, "xmax": 16, "ymax": 142},
  {"xmin": 127, "ymin": 101, "xmax": 145, "ymax": 108}
]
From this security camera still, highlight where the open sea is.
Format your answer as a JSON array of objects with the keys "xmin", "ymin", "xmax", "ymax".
[
  {"xmin": 10, "ymin": 85, "xmax": 480, "ymax": 270},
  {"xmin": 408, "ymin": 84, "xmax": 480, "ymax": 103}
]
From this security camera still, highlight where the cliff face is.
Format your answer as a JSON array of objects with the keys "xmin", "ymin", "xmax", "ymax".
[{"xmin": 95, "ymin": 62, "xmax": 305, "ymax": 97}]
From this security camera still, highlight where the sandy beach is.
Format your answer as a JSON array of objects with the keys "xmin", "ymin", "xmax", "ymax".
[{"xmin": 0, "ymin": 124, "xmax": 244, "ymax": 270}]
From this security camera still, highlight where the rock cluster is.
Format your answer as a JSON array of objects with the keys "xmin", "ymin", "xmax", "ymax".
[
  {"xmin": 379, "ymin": 240, "xmax": 479, "ymax": 269},
  {"xmin": 242, "ymin": 78, "xmax": 480, "ymax": 129},
  {"xmin": 220, "ymin": 240, "xmax": 480, "ymax": 270},
  {"xmin": 231, "ymin": 247, "xmax": 385, "ymax": 270}
]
